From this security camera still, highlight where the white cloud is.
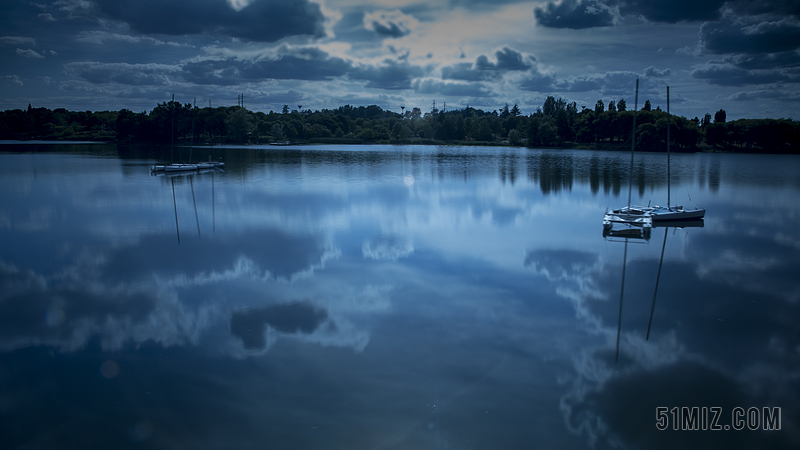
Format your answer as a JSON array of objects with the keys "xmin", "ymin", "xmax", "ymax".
[
  {"xmin": 5, "ymin": 75, "xmax": 23, "ymax": 86},
  {"xmin": 0, "ymin": 36, "xmax": 36, "ymax": 46},
  {"xmin": 16, "ymin": 48, "xmax": 45, "ymax": 59},
  {"xmin": 363, "ymin": 10, "xmax": 420, "ymax": 39}
]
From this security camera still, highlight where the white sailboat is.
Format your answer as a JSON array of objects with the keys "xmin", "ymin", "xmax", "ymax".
[
  {"xmin": 605, "ymin": 85, "xmax": 705, "ymax": 231},
  {"xmin": 646, "ymin": 86, "xmax": 705, "ymax": 222}
]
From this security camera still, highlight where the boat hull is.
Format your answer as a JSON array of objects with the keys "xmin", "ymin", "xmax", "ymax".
[{"xmin": 647, "ymin": 206, "xmax": 705, "ymax": 221}]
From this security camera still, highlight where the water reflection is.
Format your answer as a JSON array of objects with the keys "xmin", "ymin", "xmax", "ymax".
[{"xmin": 1, "ymin": 144, "xmax": 799, "ymax": 449}]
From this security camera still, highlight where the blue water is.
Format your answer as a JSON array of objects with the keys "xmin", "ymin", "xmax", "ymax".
[{"xmin": 1, "ymin": 143, "xmax": 798, "ymax": 449}]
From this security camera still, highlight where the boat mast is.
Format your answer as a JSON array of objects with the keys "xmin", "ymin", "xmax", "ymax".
[
  {"xmin": 172, "ymin": 177, "xmax": 180, "ymax": 245},
  {"xmin": 616, "ymin": 238, "xmax": 629, "ymax": 363},
  {"xmin": 667, "ymin": 86, "xmax": 671, "ymax": 210},
  {"xmin": 646, "ymin": 228, "xmax": 668, "ymax": 340},
  {"xmin": 627, "ymin": 79, "xmax": 639, "ymax": 210}
]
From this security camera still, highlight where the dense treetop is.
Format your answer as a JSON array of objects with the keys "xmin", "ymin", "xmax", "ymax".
[{"xmin": 1, "ymin": 99, "xmax": 798, "ymax": 154}]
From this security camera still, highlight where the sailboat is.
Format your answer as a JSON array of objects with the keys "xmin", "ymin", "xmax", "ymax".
[
  {"xmin": 646, "ymin": 86, "xmax": 706, "ymax": 222},
  {"xmin": 605, "ymin": 85, "xmax": 705, "ymax": 229},
  {"xmin": 604, "ymin": 78, "xmax": 653, "ymax": 239}
]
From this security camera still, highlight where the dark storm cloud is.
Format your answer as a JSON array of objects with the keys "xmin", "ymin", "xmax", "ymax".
[
  {"xmin": 614, "ymin": 0, "xmax": 726, "ymax": 23},
  {"xmin": 93, "ymin": 0, "xmax": 326, "ymax": 42},
  {"xmin": 230, "ymin": 301, "xmax": 328, "ymax": 349},
  {"xmin": 534, "ymin": 0, "xmax": 615, "ymax": 29},
  {"xmin": 442, "ymin": 48, "xmax": 533, "ymax": 81},
  {"xmin": 699, "ymin": 17, "xmax": 800, "ymax": 55},
  {"xmin": 66, "ymin": 47, "xmax": 428, "ymax": 90},
  {"xmin": 727, "ymin": 0, "xmax": 800, "ymax": 17},
  {"xmin": 182, "ymin": 49, "xmax": 353, "ymax": 85},
  {"xmin": 478, "ymin": 47, "xmax": 533, "ymax": 71}
]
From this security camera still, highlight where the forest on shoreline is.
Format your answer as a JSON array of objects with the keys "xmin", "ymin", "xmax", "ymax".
[{"xmin": 1, "ymin": 98, "xmax": 799, "ymax": 154}]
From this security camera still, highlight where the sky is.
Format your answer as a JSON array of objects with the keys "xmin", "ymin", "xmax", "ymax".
[{"xmin": 1, "ymin": 0, "xmax": 799, "ymax": 120}]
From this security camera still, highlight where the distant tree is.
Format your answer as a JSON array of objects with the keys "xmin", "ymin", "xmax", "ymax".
[
  {"xmin": 508, "ymin": 128, "xmax": 521, "ymax": 145},
  {"xmin": 510, "ymin": 103, "xmax": 521, "ymax": 117},
  {"xmin": 282, "ymin": 104, "xmax": 289, "ymax": 114},
  {"xmin": 500, "ymin": 103, "xmax": 510, "ymax": 118},
  {"xmin": 714, "ymin": 109, "xmax": 726, "ymax": 123},
  {"xmin": 225, "ymin": 108, "xmax": 254, "ymax": 143},
  {"xmin": 643, "ymin": 100, "xmax": 652, "ymax": 111},
  {"xmin": 594, "ymin": 100, "xmax": 605, "ymax": 114},
  {"xmin": 636, "ymin": 122, "xmax": 660, "ymax": 150},
  {"xmin": 702, "ymin": 113, "xmax": 712, "ymax": 127},
  {"xmin": 608, "ymin": 100, "xmax": 616, "ymax": 112},
  {"xmin": 617, "ymin": 98, "xmax": 627, "ymax": 111}
]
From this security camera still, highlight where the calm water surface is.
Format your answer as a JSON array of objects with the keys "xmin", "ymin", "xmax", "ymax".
[{"xmin": 1, "ymin": 143, "xmax": 799, "ymax": 449}]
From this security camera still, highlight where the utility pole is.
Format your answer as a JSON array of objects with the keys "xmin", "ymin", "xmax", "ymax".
[
  {"xmin": 191, "ymin": 98, "xmax": 196, "ymax": 150},
  {"xmin": 171, "ymin": 93, "xmax": 174, "ymax": 161}
]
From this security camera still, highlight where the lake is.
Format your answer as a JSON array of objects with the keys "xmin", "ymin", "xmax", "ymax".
[{"xmin": 1, "ymin": 143, "xmax": 799, "ymax": 449}]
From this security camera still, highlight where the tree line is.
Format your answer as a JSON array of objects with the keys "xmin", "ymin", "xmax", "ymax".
[{"xmin": 1, "ymin": 99, "xmax": 798, "ymax": 154}]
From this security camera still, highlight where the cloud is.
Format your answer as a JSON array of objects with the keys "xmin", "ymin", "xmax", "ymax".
[
  {"xmin": 721, "ymin": 51, "xmax": 800, "ymax": 70},
  {"xmin": 362, "ymin": 235, "xmax": 415, "ymax": 261},
  {"xmin": 691, "ymin": 63, "xmax": 800, "ymax": 86},
  {"xmin": 527, "ymin": 70, "xmax": 637, "ymax": 93},
  {"xmin": 0, "ymin": 36, "xmax": 36, "ymax": 46},
  {"xmin": 643, "ymin": 66, "xmax": 671, "ymax": 77},
  {"xmin": 0, "ymin": 261, "xmax": 213, "ymax": 352},
  {"xmin": 69, "ymin": 48, "xmax": 423, "ymax": 89},
  {"xmin": 363, "ymin": 10, "xmax": 419, "ymax": 39},
  {"xmin": 75, "ymin": 31, "xmax": 187, "ymax": 47},
  {"xmin": 350, "ymin": 58, "xmax": 426, "ymax": 90},
  {"xmin": 93, "ymin": 0, "xmax": 326, "ymax": 42},
  {"xmin": 615, "ymin": 0, "xmax": 726, "ymax": 23},
  {"xmin": 4, "ymin": 75, "xmax": 23, "ymax": 86},
  {"xmin": 699, "ymin": 16, "xmax": 800, "ymax": 55},
  {"xmin": 230, "ymin": 301, "xmax": 328, "ymax": 349},
  {"xmin": 442, "ymin": 47, "xmax": 534, "ymax": 81},
  {"xmin": 524, "ymin": 249, "xmax": 600, "ymax": 281},
  {"xmin": 182, "ymin": 50, "xmax": 353, "ymax": 85},
  {"xmin": 519, "ymin": 72, "xmax": 557, "ymax": 91},
  {"xmin": 727, "ymin": 89, "xmax": 800, "ymax": 102},
  {"xmin": 534, "ymin": 0, "xmax": 616, "ymax": 29},
  {"xmin": 412, "ymin": 78, "xmax": 493, "ymax": 97},
  {"xmin": 65, "ymin": 62, "xmax": 179, "ymax": 85},
  {"xmin": 16, "ymin": 48, "xmax": 44, "ymax": 59}
]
